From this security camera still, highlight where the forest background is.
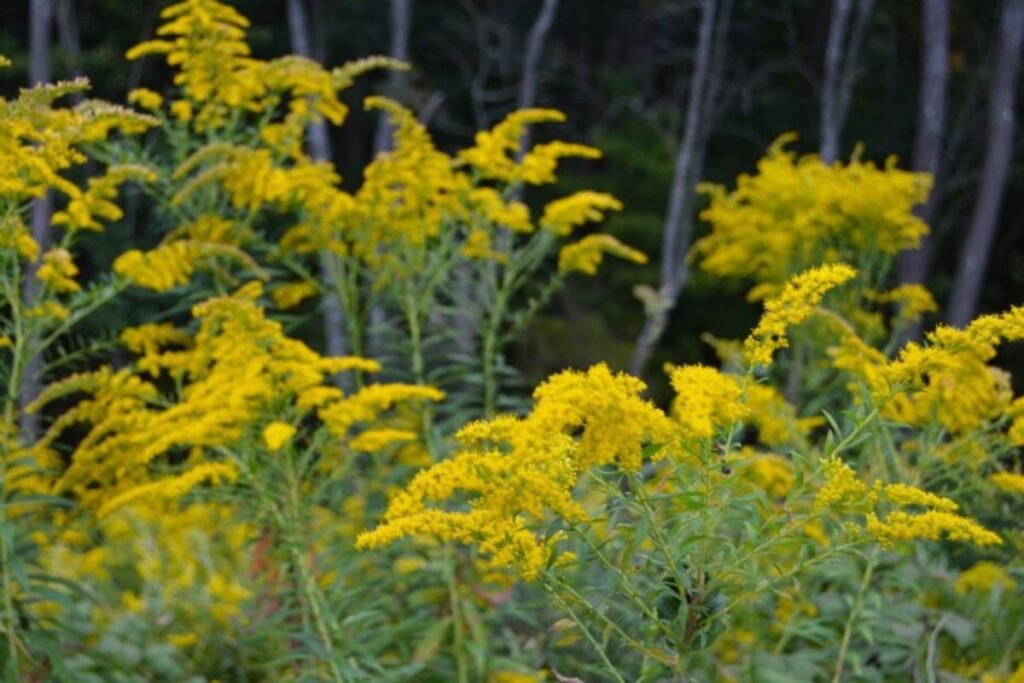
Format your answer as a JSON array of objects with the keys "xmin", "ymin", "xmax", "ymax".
[{"xmin": 3, "ymin": 0, "xmax": 1022, "ymax": 395}]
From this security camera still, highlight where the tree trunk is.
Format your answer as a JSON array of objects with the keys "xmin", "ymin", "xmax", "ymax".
[
  {"xmin": 947, "ymin": 0, "xmax": 1024, "ymax": 327},
  {"xmin": 54, "ymin": 0, "xmax": 83, "ymax": 96},
  {"xmin": 21, "ymin": 0, "xmax": 54, "ymax": 440},
  {"xmin": 452, "ymin": 0, "xmax": 560, "ymax": 357},
  {"xmin": 516, "ymin": 0, "xmax": 559, "ymax": 153},
  {"xmin": 898, "ymin": 0, "xmax": 949, "ymax": 338},
  {"xmin": 127, "ymin": 1, "xmax": 161, "ymax": 93},
  {"xmin": 286, "ymin": 0, "xmax": 349, "ymax": 361},
  {"xmin": 373, "ymin": 0, "xmax": 412, "ymax": 154},
  {"xmin": 629, "ymin": 0, "xmax": 728, "ymax": 378},
  {"xmin": 820, "ymin": 0, "xmax": 874, "ymax": 163}
]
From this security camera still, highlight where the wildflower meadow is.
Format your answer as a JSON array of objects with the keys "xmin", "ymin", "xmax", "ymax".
[{"xmin": 1, "ymin": 0, "xmax": 1023, "ymax": 681}]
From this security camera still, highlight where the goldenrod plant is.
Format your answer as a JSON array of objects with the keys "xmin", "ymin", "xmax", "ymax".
[{"xmin": 0, "ymin": 1, "xmax": 1022, "ymax": 681}]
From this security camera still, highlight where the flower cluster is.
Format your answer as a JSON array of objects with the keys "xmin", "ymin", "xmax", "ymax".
[
  {"xmin": 815, "ymin": 457, "xmax": 1001, "ymax": 546},
  {"xmin": 744, "ymin": 263, "xmax": 857, "ymax": 366},
  {"xmin": 692, "ymin": 134, "xmax": 930, "ymax": 297},
  {"xmin": 357, "ymin": 364, "xmax": 674, "ymax": 578},
  {"xmin": 29, "ymin": 282, "xmax": 441, "ymax": 511}
]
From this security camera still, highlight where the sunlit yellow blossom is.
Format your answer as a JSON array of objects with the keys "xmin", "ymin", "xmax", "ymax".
[
  {"xmin": 35, "ymin": 248, "xmax": 80, "ymax": 293},
  {"xmin": 992, "ymin": 472, "xmax": 1024, "ymax": 495},
  {"xmin": 743, "ymin": 383, "xmax": 820, "ymax": 448},
  {"xmin": 52, "ymin": 165, "xmax": 155, "ymax": 232},
  {"xmin": 666, "ymin": 364, "xmax": 746, "ymax": 440},
  {"xmin": 879, "ymin": 306, "xmax": 1024, "ymax": 436},
  {"xmin": 126, "ymin": 0, "xmax": 397, "ymax": 133},
  {"xmin": 817, "ymin": 458, "xmax": 1000, "ymax": 547},
  {"xmin": 557, "ymin": 234, "xmax": 646, "ymax": 275},
  {"xmin": 170, "ymin": 99, "xmax": 193, "ymax": 121},
  {"xmin": 955, "ymin": 561, "xmax": 1017, "ymax": 594},
  {"xmin": 742, "ymin": 453, "xmax": 795, "ymax": 498},
  {"xmin": 320, "ymin": 384, "xmax": 444, "ymax": 438},
  {"xmin": 462, "ymin": 228, "xmax": 507, "ymax": 263},
  {"xmin": 0, "ymin": 78, "xmax": 154, "ymax": 209},
  {"xmin": 121, "ymin": 322, "xmax": 193, "ymax": 376},
  {"xmin": 32, "ymin": 283, "xmax": 429, "ymax": 510},
  {"xmin": 26, "ymin": 301, "xmax": 70, "ymax": 321},
  {"xmin": 114, "ymin": 240, "xmax": 262, "ymax": 291},
  {"xmin": 693, "ymin": 134, "xmax": 929, "ymax": 292},
  {"xmin": 349, "ymin": 429, "xmax": 418, "ymax": 452},
  {"xmin": 866, "ymin": 510, "xmax": 1001, "ymax": 547},
  {"xmin": 519, "ymin": 140, "xmax": 602, "ymax": 185},
  {"xmin": 540, "ymin": 191, "xmax": 623, "ymax": 236},
  {"xmin": 744, "ymin": 263, "xmax": 856, "ymax": 366},
  {"xmin": 457, "ymin": 108, "xmax": 566, "ymax": 183},
  {"xmin": 814, "ymin": 456, "xmax": 875, "ymax": 514},
  {"xmin": 882, "ymin": 483, "xmax": 958, "ymax": 511},
  {"xmin": 0, "ymin": 216, "xmax": 40, "ymax": 261},
  {"xmin": 468, "ymin": 187, "xmax": 533, "ymax": 233},
  {"xmin": 359, "ymin": 364, "xmax": 675, "ymax": 578},
  {"xmin": 127, "ymin": 88, "xmax": 164, "ymax": 111},
  {"xmin": 98, "ymin": 462, "xmax": 239, "ymax": 516},
  {"xmin": 272, "ymin": 281, "xmax": 318, "ymax": 309},
  {"xmin": 874, "ymin": 284, "xmax": 937, "ymax": 324},
  {"xmin": 262, "ymin": 422, "xmax": 296, "ymax": 450}
]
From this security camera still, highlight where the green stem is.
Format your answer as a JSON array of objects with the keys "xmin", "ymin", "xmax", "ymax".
[
  {"xmin": 829, "ymin": 407, "xmax": 880, "ymax": 458},
  {"xmin": 1, "ymin": 258, "xmax": 28, "ymax": 669},
  {"xmin": 281, "ymin": 450, "xmax": 345, "ymax": 683},
  {"xmin": 831, "ymin": 550, "xmax": 877, "ymax": 683},
  {"xmin": 445, "ymin": 550, "xmax": 470, "ymax": 683},
  {"xmin": 542, "ymin": 577, "xmax": 627, "ymax": 683},
  {"xmin": 481, "ymin": 292, "xmax": 506, "ymax": 419}
]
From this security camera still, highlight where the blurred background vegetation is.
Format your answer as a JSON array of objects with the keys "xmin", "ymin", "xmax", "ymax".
[{"xmin": 3, "ymin": 0, "xmax": 1022, "ymax": 397}]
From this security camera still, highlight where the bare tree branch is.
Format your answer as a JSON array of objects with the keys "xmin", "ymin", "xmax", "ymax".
[
  {"xmin": 947, "ymin": 0, "xmax": 1024, "ymax": 326},
  {"xmin": 630, "ymin": 0, "xmax": 731, "ymax": 377},
  {"xmin": 21, "ymin": 0, "xmax": 55, "ymax": 440},
  {"xmin": 373, "ymin": 0, "xmax": 412, "ymax": 154},
  {"xmin": 820, "ymin": 0, "xmax": 873, "ymax": 163},
  {"xmin": 286, "ymin": 0, "xmax": 349, "ymax": 363},
  {"xmin": 899, "ymin": 0, "xmax": 950, "ymax": 305}
]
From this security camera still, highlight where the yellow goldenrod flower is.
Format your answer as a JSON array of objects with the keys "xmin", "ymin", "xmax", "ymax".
[
  {"xmin": 462, "ymin": 228, "xmax": 507, "ymax": 263},
  {"xmin": 540, "ymin": 191, "xmax": 623, "ymax": 236},
  {"xmin": 744, "ymin": 263, "xmax": 856, "ymax": 366},
  {"xmin": 817, "ymin": 457, "xmax": 1000, "ymax": 547},
  {"xmin": 468, "ymin": 187, "xmax": 533, "ymax": 233},
  {"xmin": 878, "ymin": 306, "xmax": 1024, "ymax": 437},
  {"xmin": 881, "ymin": 483, "xmax": 958, "ymax": 511},
  {"xmin": 97, "ymin": 462, "xmax": 239, "ymax": 516},
  {"xmin": 262, "ymin": 422, "xmax": 296, "ymax": 450},
  {"xmin": 52, "ymin": 164, "xmax": 155, "ymax": 232},
  {"xmin": 36, "ymin": 248, "xmax": 80, "ymax": 293},
  {"xmin": 127, "ymin": 87, "xmax": 164, "ymax": 111},
  {"xmin": 349, "ymin": 429, "xmax": 418, "ymax": 452},
  {"xmin": 456, "ymin": 108, "xmax": 566, "ymax": 183},
  {"xmin": 992, "ymin": 472, "xmax": 1024, "ymax": 495},
  {"xmin": 814, "ymin": 456, "xmax": 876, "ymax": 514},
  {"xmin": 742, "ymin": 453, "xmax": 796, "ymax": 498},
  {"xmin": 271, "ymin": 281, "xmax": 318, "ymax": 309},
  {"xmin": 955, "ymin": 561, "xmax": 1017, "ymax": 594},
  {"xmin": 666, "ymin": 364, "xmax": 746, "ymax": 440},
  {"xmin": 114, "ymin": 240, "xmax": 261, "ymax": 292},
  {"xmin": 866, "ymin": 510, "xmax": 1001, "ymax": 547},
  {"xmin": 558, "ymin": 234, "xmax": 647, "ymax": 275},
  {"xmin": 693, "ymin": 134, "xmax": 930, "ymax": 292},
  {"xmin": 873, "ymin": 284, "xmax": 938, "ymax": 325},
  {"xmin": 358, "ymin": 364, "xmax": 675, "ymax": 579}
]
